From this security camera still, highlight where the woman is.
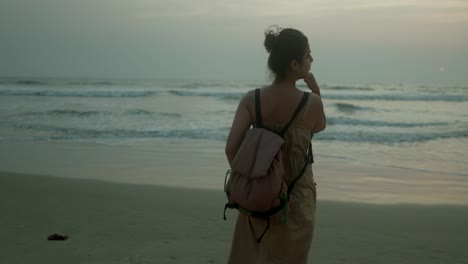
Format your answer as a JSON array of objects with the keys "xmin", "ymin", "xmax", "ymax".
[{"xmin": 225, "ymin": 26, "xmax": 326, "ymax": 263}]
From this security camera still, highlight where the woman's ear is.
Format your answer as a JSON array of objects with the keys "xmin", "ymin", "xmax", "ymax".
[{"xmin": 290, "ymin": 59, "xmax": 300, "ymax": 72}]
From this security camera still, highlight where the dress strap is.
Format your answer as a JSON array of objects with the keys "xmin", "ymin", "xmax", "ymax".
[{"xmin": 279, "ymin": 92, "xmax": 310, "ymax": 137}]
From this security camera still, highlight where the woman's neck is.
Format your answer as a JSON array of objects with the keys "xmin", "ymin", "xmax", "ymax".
[{"xmin": 272, "ymin": 76, "xmax": 298, "ymax": 91}]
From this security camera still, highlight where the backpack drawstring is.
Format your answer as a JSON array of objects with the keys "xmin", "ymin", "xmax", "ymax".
[
  {"xmin": 256, "ymin": 218, "xmax": 270, "ymax": 243},
  {"xmin": 281, "ymin": 193, "xmax": 289, "ymax": 224}
]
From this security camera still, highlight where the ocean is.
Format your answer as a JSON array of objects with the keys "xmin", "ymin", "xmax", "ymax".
[{"xmin": 1, "ymin": 77, "xmax": 467, "ymax": 203}]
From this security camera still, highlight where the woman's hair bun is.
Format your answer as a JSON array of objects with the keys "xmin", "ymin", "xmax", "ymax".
[{"xmin": 264, "ymin": 25, "xmax": 282, "ymax": 53}]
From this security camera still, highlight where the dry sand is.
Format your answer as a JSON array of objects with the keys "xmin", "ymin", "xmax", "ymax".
[{"xmin": 1, "ymin": 171, "xmax": 467, "ymax": 264}]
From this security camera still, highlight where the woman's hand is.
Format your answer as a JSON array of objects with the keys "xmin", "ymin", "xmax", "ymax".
[{"xmin": 304, "ymin": 72, "xmax": 321, "ymax": 97}]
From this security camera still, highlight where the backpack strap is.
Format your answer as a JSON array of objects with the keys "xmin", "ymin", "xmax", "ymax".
[
  {"xmin": 254, "ymin": 89, "xmax": 263, "ymax": 128},
  {"xmin": 279, "ymin": 92, "xmax": 310, "ymax": 137}
]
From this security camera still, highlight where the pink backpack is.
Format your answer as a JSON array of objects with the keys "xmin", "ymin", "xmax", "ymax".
[{"xmin": 224, "ymin": 89, "xmax": 313, "ymax": 242}]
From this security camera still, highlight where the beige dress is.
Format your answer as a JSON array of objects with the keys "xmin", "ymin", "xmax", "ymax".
[{"xmin": 228, "ymin": 122, "xmax": 317, "ymax": 264}]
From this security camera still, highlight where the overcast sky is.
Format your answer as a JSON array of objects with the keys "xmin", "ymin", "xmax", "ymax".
[{"xmin": 1, "ymin": 0, "xmax": 467, "ymax": 83}]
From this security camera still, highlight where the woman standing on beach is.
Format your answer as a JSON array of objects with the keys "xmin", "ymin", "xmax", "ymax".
[{"xmin": 225, "ymin": 26, "xmax": 326, "ymax": 263}]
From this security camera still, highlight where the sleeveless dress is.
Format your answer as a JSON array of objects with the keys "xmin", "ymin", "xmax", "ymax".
[{"xmin": 228, "ymin": 122, "xmax": 317, "ymax": 264}]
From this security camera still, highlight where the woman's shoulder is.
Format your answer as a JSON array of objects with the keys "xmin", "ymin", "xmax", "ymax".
[
  {"xmin": 241, "ymin": 86, "xmax": 270, "ymax": 105},
  {"xmin": 239, "ymin": 90, "xmax": 254, "ymax": 108},
  {"xmin": 303, "ymin": 92, "xmax": 326, "ymax": 133},
  {"xmin": 244, "ymin": 89, "xmax": 256, "ymax": 99},
  {"xmin": 244, "ymin": 86, "xmax": 270, "ymax": 96},
  {"xmin": 306, "ymin": 92, "xmax": 324, "ymax": 113}
]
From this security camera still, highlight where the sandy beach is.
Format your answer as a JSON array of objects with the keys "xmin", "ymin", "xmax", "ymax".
[{"xmin": 1, "ymin": 170, "xmax": 468, "ymax": 264}]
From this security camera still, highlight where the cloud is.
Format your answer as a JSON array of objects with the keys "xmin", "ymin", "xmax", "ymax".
[
  {"xmin": 132, "ymin": 0, "xmax": 468, "ymax": 20},
  {"xmin": 1, "ymin": 0, "xmax": 467, "ymax": 81}
]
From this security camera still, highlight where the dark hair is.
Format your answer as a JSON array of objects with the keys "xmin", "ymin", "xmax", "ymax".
[{"xmin": 264, "ymin": 25, "xmax": 309, "ymax": 80}]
